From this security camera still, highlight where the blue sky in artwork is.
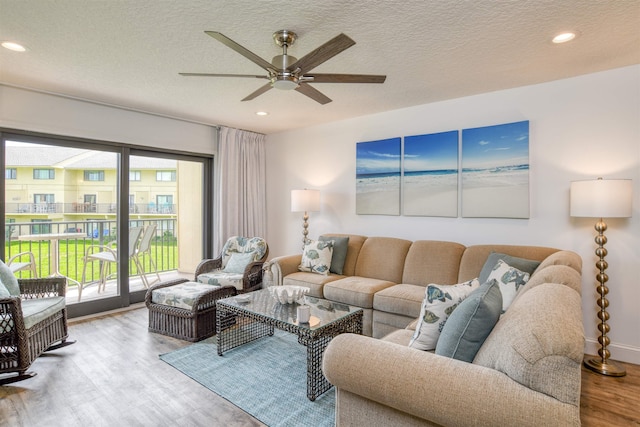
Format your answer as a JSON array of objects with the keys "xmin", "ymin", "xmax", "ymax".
[
  {"xmin": 404, "ymin": 130, "xmax": 458, "ymax": 172},
  {"xmin": 462, "ymin": 121, "xmax": 529, "ymax": 169},
  {"xmin": 356, "ymin": 137, "xmax": 401, "ymax": 174}
]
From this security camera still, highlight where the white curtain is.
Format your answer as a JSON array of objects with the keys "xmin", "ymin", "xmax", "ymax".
[{"xmin": 214, "ymin": 126, "xmax": 267, "ymax": 254}]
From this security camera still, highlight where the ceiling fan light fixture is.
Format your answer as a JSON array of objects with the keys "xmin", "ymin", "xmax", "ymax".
[{"xmin": 271, "ymin": 76, "xmax": 299, "ymax": 90}]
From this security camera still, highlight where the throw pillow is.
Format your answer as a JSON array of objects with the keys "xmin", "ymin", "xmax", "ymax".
[
  {"xmin": 298, "ymin": 240, "xmax": 334, "ymax": 275},
  {"xmin": 0, "ymin": 259, "xmax": 20, "ymax": 296},
  {"xmin": 486, "ymin": 259, "xmax": 530, "ymax": 312},
  {"xmin": 319, "ymin": 235, "xmax": 349, "ymax": 274},
  {"xmin": 409, "ymin": 278, "xmax": 480, "ymax": 351},
  {"xmin": 0, "ymin": 280, "xmax": 10, "ymax": 298},
  {"xmin": 479, "ymin": 252, "xmax": 540, "ymax": 284},
  {"xmin": 435, "ymin": 279, "xmax": 502, "ymax": 362},
  {"xmin": 222, "ymin": 252, "xmax": 255, "ymax": 274}
]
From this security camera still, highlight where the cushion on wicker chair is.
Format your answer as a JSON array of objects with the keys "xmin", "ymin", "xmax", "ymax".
[
  {"xmin": 21, "ymin": 297, "xmax": 66, "ymax": 329},
  {"xmin": 196, "ymin": 271, "xmax": 243, "ymax": 290},
  {"xmin": 151, "ymin": 281, "xmax": 222, "ymax": 310},
  {"xmin": 0, "ymin": 260, "xmax": 20, "ymax": 296},
  {"xmin": 220, "ymin": 236, "xmax": 268, "ymax": 268}
]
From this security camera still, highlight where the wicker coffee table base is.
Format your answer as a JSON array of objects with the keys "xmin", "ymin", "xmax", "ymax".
[{"xmin": 216, "ymin": 301, "xmax": 363, "ymax": 401}]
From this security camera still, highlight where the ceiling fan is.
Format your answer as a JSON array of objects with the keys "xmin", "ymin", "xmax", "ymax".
[{"xmin": 180, "ymin": 30, "xmax": 386, "ymax": 105}]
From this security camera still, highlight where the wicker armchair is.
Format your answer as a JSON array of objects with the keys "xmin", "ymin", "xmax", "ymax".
[
  {"xmin": 0, "ymin": 277, "xmax": 71, "ymax": 384},
  {"xmin": 195, "ymin": 236, "xmax": 269, "ymax": 294}
]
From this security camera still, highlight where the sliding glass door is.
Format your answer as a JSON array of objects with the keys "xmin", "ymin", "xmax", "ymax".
[{"xmin": 2, "ymin": 132, "xmax": 212, "ymax": 317}]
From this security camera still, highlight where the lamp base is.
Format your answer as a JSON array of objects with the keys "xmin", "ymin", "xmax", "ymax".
[{"xmin": 583, "ymin": 357, "xmax": 626, "ymax": 377}]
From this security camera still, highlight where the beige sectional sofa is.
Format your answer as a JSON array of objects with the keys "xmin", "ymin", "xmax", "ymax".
[{"xmin": 265, "ymin": 234, "xmax": 585, "ymax": 426}]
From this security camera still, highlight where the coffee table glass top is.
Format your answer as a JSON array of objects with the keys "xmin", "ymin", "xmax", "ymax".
[{"xmin": 220, "ymin": 288, "xmax": 360, "ymax": 330}]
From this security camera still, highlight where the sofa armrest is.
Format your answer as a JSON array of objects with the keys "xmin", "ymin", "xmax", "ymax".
[
  {"xmin": 262, "ymin": 254, "xmax": 302, "ymax": 287},
  {"xmin": 323, "ymin": 334, "xmax": 580, "ymax": 427}
]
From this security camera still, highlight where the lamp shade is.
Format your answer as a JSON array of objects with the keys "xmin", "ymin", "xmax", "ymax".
[
  {"xmin": 291, "ymin": 189, "xmax": 320, "ymax": 212},
  {"xmin": 570, "ymin": 179, "xmax": 632, "ymax": 218}
]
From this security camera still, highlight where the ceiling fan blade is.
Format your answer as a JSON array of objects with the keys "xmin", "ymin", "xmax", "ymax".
[
  {"xmin": 304, "ymin": 73, "xmax": 386, "ymax": 84},
  {"xmin": 179, "ymin": 72, "xmax": 268, "ymax": 79},
  {"xmin": 205, "ymin": 31, "xmax": 274, "ymax": 71},
  {"xmin": 295, "ymin": 84, "xmax": 332, "ymax": 105},
  {"xmin": 289, "ymin": 33, "xmax": 355, "ymax": 73},
  {"xmin": 242, "ymin": 83, "xmax": 273, "ymax": 101}
]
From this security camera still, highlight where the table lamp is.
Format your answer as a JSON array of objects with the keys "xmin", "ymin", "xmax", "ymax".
[
  {"xmin": 291, "ymin": 189, "xmax": 320, "ymax": 250},
  {"xmin": 570, "ymin": 177, "xmax": 632, "ymax": 376}
]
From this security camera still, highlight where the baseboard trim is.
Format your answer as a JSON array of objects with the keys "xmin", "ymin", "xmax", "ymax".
[{"xmin": 585, "ymin": 338, "xmax": 640, "ymax": 365}]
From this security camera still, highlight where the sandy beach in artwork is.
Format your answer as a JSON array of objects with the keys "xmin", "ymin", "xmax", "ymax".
[
  {"xmin": 461, "ymin": 167, "xmax": 529, "ymax": 218},
  {"xmin": 403, "ymin": 172, "xmax": 458, "ymax": 217},
  {"xmin": 356, "ymin": 175, "xmax": 400, "ymax": 215}
]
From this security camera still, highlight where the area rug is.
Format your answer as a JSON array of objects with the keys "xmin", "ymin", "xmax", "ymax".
[{"xmin": 160, "ymin": 330, "xmax": 335, "ymax": 427}]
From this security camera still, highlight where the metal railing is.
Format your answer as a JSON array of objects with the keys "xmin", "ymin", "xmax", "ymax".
[
  {"xmin": 4, "ymin": 219, "xmax": 177, "ymax": 283},
  {"xmin": 5, "ymin": 202, "xmax": 176, "ymax": 215}
]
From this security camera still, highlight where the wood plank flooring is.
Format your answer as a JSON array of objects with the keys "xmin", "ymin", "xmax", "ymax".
[{"xmin": 1, "ymin": 306, "xmax": 639, "ymax": 426}]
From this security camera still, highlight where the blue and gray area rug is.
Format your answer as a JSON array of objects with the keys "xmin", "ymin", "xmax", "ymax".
[{"xmin": 160, "ymin": 330, "xmax": 335, "ymax": 427}]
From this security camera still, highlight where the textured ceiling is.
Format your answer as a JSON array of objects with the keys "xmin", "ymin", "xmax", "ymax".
[{"xmin": 1, "ymin": 0, "xmax": 639, "ymax": 135}]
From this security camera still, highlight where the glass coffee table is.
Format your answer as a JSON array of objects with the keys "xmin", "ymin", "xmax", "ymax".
[{"xmin": 216, "ymin": 288, "xmax": 363, "ymax": 401}]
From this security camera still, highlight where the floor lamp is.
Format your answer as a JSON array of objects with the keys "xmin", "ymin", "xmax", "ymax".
[
  {"xmin": 570, "ymin": 178, "xmax": 632, "ymax": 377},
  {"xmin": 291, "ymin": 189, "xmax": 320, "ymax": 251}
]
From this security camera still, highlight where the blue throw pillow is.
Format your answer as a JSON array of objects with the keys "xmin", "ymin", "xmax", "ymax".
[
  {"xmin": 0, "ymin": 280, "xmax": 10, "ymax": 298},
  {"xmin": 223, "ymin": 252, "xmax": 255, "ymax": 274},
  {"xmin": 319, "ymin": 235, "xmax": 349, "ymax": 274},
  {"xmin": 0, "ymin": 259, "xmax": 20, "ymax": 296},
  {"xmin": 435, "ymin": 279, "xmax": 502, "ymax": 362}
]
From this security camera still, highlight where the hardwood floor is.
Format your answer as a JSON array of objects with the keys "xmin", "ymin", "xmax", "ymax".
[{"xmin": 1, "ymin": 306, "xmax": 638, "ymax": 426}]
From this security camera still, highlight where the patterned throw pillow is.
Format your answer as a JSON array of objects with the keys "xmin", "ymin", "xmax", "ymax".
[
  {"xmin": 487, "ymin": 259, "xmax": 530, "ymax": 312},
  {"xmin": 409, "ymin": 278, "xmax": 480, "ymax": 351},
  {"xmin": 0, "ymin": 259, "xmax": 20, "ymax": 296},
  {"xmin": 223, "ymin": 252, "xmax": 255, "ymax": 274},
  {"xmin": 298, "ymin": 240, "xmax": 334, "ymax": 275}
]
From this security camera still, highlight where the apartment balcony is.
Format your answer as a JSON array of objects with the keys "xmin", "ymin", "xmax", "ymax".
[{"xmin": 5, "ymin": 202, "xmax": 176, "ymax": 215}]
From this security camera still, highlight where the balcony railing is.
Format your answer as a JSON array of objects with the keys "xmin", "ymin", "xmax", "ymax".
[
  {"xmin": 5, "ymin": 202, "xmax": 176, "ymax": 215},
  {"xmin": 4, "ymin": 219, "xmax": 177, "ymax": 285}
]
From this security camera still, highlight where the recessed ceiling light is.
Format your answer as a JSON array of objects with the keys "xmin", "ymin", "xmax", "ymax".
[
  {"xmin": 552, "ymin": 32, "xmax": 577, "ymax": 44},
  {"xmin": 1, "ymin": 41, "xmax": 27, "ymax": 52},
  {"xmin": 256, "ymin": 111, "xmax": 269, "ymax": 116}
]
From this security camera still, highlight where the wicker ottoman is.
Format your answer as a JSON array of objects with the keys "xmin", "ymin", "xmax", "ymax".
[{"xmin": 145, "ymin": 278, "xmax": 237, "ymax": 342}]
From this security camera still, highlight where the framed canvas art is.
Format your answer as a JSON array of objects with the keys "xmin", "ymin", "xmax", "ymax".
[
  {"xmin": 461, "ymin": 120, "xmax": 530, "ymax": 218},
  {"xmin": 356, "ymin": 137, "xmax": 401, "ymax": 215},
  {"xmin": 403, "ymin": 130, "xmax": 459, "ymax": 217}
]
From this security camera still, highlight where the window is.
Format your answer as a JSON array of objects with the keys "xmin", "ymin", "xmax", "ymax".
[
  {"xmin": 156, "ymin": 195, "xmax": 174, "ymax": 213},
  {"xmin": 84, "ymin": 170, "xmax": 105, "ymax": 181},
  {"xmin": 129, "ymin": 171, "xmax": 141, "ymax": 181},
  {"xmin": 33, "ymin": 168, "xmax": 55, "ymax": 179},
  {"xmin": 34, "ymin": 194, "xmax": 55, "ymax": 203},
  {"xmin": 5, "ymin": 168, "xmax": 16, "ymax": 179},
  {"xmin": 30, "ymin": 219, "xmax": 52, "ymax": 234},
  {"xmin": 156, "ymin": 171, "xmax": 176, "ymax": 182}
]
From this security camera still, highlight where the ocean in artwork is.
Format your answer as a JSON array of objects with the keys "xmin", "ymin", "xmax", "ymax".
[{"xmin": 356, "ymin": 138, "xmax": 401, "ymax": 215}]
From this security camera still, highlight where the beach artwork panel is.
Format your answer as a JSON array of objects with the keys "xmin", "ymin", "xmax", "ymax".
[
  {"xmin": 461, "ymin": 120, "xmax": 530, "ymax": 218},
  {"xmin": 403, "ymin": 130, "xmax": 459, "ymax": 217},
  {"xmin": 356, "ymin": 137, "xmax": 401, "ymax": 215}
]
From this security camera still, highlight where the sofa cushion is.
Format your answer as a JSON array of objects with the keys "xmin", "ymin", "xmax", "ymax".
[
  {"xmin": 152, "ymin": 282, "xmax": 221, "ymax": 310},
  {"xmin": 0, "ymin": 259, "xmax": 20, "ymax": 296},
  {"xmin": 299, "ymin": 239, "xmax": 334, "ymax": 275},
  {"xmin": 479, "ymin": 252, "xmax": 540, "ymax": 284},
  {"xmin": 485, "ymin": 259, "xmax": 530, "ymax": 312},
  {"xmin": 435, "ymin": 279, "xmax": 502, "ymax": 362},
  {"xmin": 402, "ymin": 240, "xmax": 466, "ymax": 286},
  {"xmin": 473, "ymin": 283, "xmax": 584, "ymax": 405},
  {"xmin": 21, "ymin": 296, "xmax": 66, "ymax": 330},
  {"xmin": 324, "ymin": 276, "xmax": 396, "ymax": 309},
  {"xmin": 373, "ymin": 284, "xmax": 425, "ymax": 318},
  {"xmin": 409, "ymin": 278, "xmax": 480, "ymax": 351},
  {"xmin": 319, "ymin": 235, "xmax": 349, "ymax": 275},
  {"xmin": 283, "ymin": 271, "xmax": 343, "ymax": 298},
  {"xmin": 354, "ymin": 237, "xmax": 412, "ymax": 283}
]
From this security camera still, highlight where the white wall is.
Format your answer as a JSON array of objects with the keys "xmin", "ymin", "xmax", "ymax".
[
  {"xmin": 0, "ymin": 84, "xmax": 217, "ymax": 154},
  {"xmin": 265, "ymin": 65, "xmax": 640, "ymax": 364}
]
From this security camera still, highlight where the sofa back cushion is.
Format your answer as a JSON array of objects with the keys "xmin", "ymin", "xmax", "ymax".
[
  {"xmin": 458, "ymin": 245, "xmax": 558, "ymax": 283},
  {"xmin": 402, "ymin": 240, "xmax": 466, "ymax": 286},
  {"xmin": 473, "ymin": 283, "xmax": 584, "ymax": 406},
  {"xmin": 354, "ymin": 237, "xmax": 412, "ymax": 283},
  {"xmin": 322, "ymin": 234, "xmax": 367, "ymax": 277}
]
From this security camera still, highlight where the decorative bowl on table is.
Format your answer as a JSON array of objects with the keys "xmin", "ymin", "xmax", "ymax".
[{"xmin": 268, "ymin": 285, "xmax": 310, "ymax": 304}]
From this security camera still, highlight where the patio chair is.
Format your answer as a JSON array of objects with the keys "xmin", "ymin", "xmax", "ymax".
[
  {"xmin": 195, "ymin": 236, "xmax": 269, "ymax": 294},
  {"xmin": 78, "ymin": 226, "xmax": 143, "ymax": 301},
  {"xmin": 7, "ymin": 251, "xmax": 38, "ymax": 278},
  {"xmin": 133, "ymin": 224, "xmax": 161, "ymax": 288},
  {"xmin": 0, "ymin": 261, "xmax": 73, "ymax": 385}
]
